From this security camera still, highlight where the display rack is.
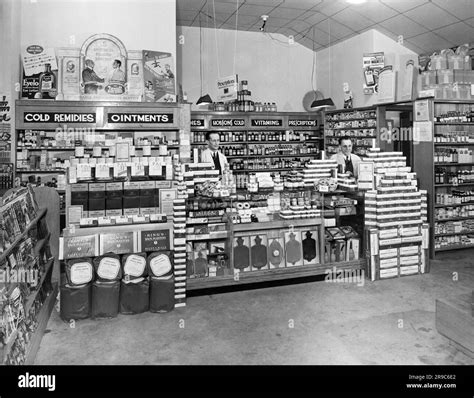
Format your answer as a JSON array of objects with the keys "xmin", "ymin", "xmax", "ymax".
[
  {"xmin": 15, "ymin": 100, "xmax": 191, "ymax": 226},
  {"xmin": 0, "ymin": 186, "xmax": 59, "ymax": 365},
  {"xmin": 413, "ymin": 99, "xmax": 474, "ymax": 256},
  {"xmin": 190, "ymin": 111, "xmax": 322, "ymax": 188},
  {"xmin": 324, "ymin": 106, "xmax": 378, "ymax": 156},
  {"xmin": 186, "ymin": 186, "xmax": 365, "ymax": 291}
]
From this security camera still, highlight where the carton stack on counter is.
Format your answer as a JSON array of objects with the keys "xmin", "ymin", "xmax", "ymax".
[
  {"xmin": 302, "ymin": 159, "xmax": 338, "ymax": 187},
  {"xmin": 364, "ymin": 149, "xmax": 430, "ymax": 281},
  {"xmin": 337, "ymin": 173, "xmax": 358, "ymax": 190},
  {"xmin": 420, "ymin": 190, "xmax": 428, "ymax": 223},
  {"xmin": 173, "ymin": 198, "xmax": 187, "ymax": 308}
]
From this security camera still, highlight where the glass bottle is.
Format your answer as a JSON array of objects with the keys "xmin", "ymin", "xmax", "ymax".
[{"xmin": 39, "ymin": 63, "xmax": 56, "ymax": 99}]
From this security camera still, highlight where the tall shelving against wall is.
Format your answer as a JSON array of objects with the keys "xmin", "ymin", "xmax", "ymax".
[
  {"xmin": 324, "ymin": 106, "xmax": 378, "ymax": 157},
  {"xmin": 413, "ymin": 98, "xmax": 474, "ymax": 257},
  {"xmin": 190, "ymin": 111, "xmax": 323, "ymax": 189}
]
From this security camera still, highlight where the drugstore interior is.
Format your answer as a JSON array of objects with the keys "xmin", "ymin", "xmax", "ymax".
[{"xmin": 0, "ymin": 0, "xmax": 473, "ymax": 369}]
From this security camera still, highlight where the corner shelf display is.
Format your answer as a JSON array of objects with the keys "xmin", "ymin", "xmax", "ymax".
[
  {"xmin": 0, "ymin": 186, "xmax": 57, "ymax": 365},
  {"xmin": 183, "ymin": 161, "xmax": 364, "ymax": 290},
  {"xmin": 324, "ymin": 106, "xmax": 378, "ymax": 157},
  {"xmin": 429, "ymin": 100, "xmax": 474, "ymax": 253},
  {"xmin": 190, "ymin": 111, "xmax": 323, "ymax": 189}
]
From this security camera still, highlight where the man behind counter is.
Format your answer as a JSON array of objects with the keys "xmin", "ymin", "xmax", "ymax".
[
  {"xmin": 201, "ymin": 131, "xmax": 228, "ymax": 175},
  {"xmin": 330, "ymin": 136, "xmax": 362, "ymax": 178}
]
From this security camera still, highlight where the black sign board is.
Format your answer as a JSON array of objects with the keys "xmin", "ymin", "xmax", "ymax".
[
  {"xmin": 23, "ymin": 112, "xmax": 96, "ymax": 123},
  {"xmin": 107, "ymin": 113, "xmax": 174, "ymax": 124},
  {"xmin": 191, "ymin": 119, "xmax": 205, "ymax": 127},
  {"xmin": 141, "ymin": 229, "xmax": 171, "ymax": 252},
  {"xmin": 288, "ymin": 119, "xmax": 317, "ymax": 127},
  {"xmin": 251, "ymin": 119, "xmax": 283, "ymax": 127},
  {"xmin": 210, "ymin": 119, "xmax": 246, "ymax": 127}
]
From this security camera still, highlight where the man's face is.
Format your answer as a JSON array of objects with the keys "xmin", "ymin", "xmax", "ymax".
[
  {"xmin": 340, "ymin": 139, "xmax": 353, "ymax": 156},
  {"xmin": 207, "ymin": 133, "xmax": 220, "ymax": 151},
  {"xmin": 113, "ymin": 61, "xmax": 119, "ymax": 69}
]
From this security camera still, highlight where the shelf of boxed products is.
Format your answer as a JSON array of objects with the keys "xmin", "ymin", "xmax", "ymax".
[
  {"xmin": 435, "ymin": 243, "xmax": 474, "ymax": 252},
  {"xmin": 184, "ymin": 158, "xmax": 365, "ymax": 289},
  {"xmin": 324, "ymin": 107, "xmax": 378, "ymax": 155},
  {"xmin": 17, "ymin": 145, "xmax": 181, "ymax": 151},
  {"xmin": 364, "ymin": 148, "xmax": 430, "ymax": 280},
  {"xmin": 435, "ymin": 202, "xmax": 474, "ymax": 208},
  {"xmin": 434, "ymin": 162, "xmax": 474, "ymax": 166},
  {"xmin": 435, "ymin": 183, "xmax": 474, "ymax": 187}
]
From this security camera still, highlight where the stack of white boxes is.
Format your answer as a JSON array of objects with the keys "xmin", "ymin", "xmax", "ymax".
[
  {"xmin": 364, "ymin": 149, "xmax": 430, "ymax": 281},
  {"xmin": 302, "ymin": 159, "xmax": 338, "ymax": 187},
  {"xmin": 173, "ymin": 197, "xmax": 187, "ymax": 308}
]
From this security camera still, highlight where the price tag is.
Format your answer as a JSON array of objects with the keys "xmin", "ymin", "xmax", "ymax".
[
  {"xmin": 76, "ymin": 163, "xmax": 91, "ymax": 179},
  {"xmin": 95, "ymin": 164, "xmax": 110, "ymax": 179},
  {"xmin": 114, "ymin": 162, "xmax": 128, "ymax": 178},
  {"xmin": 131, "ymin": 162, "xmax": 145, "ymax": 177}
]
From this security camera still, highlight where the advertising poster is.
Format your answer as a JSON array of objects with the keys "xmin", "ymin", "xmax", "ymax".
[
  {"xmin": 216, "ymin": 74, "xmax": 238, "ymax": 102},
  {"xmin": 79, "ymin": 34, "xmax": 140, "ymax": 101},
  {"xmin": 142, "ymin": 50, "xmax": 176, "ymax": 103},
  {"xmin": 21, "ymin": 45, "xmax": 58, "ymax": 99},
  {"xmin": 362, "ymin": 52, "xmax": 384, "ymax": 95}
]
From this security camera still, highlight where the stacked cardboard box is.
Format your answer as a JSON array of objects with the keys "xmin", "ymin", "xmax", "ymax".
[
  {"xmin": 302, "ymin": 159, "xmax": 338, "ymax": 187},
  {"xmin": 173, "ymin": 198, "xmax": 187, "ymax": 308},
  {"xmin": 365, "ymin": 149, "xmax": 429, "ymax": 280}
]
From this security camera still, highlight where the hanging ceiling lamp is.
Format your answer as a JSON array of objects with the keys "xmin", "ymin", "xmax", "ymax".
[{"xmin": 196, "ymin": 11, "xmax": 213, "ymax": 106}]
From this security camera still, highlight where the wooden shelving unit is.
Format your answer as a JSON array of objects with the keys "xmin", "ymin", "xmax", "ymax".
[
  {"xmin": 190, "ymin": 111, "xmax": 323, "ymax": 179},
  {"xmin": 413, "ymin": 99, "xmax": 474, "ymax": 256}
]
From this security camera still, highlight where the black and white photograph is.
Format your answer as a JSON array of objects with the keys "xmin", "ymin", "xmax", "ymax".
[{"xmin": 0, "ymin": 0, "xmax": 473, "ymax": 394}]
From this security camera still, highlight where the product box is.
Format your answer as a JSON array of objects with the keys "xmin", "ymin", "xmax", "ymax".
[
  {"xmin": 139, "ymin": 181, "xmax": 156, "ymax": 214},
  {"xmin": 99, "ymin": 231, "xmax": 137, "ymax": 255},
  {"xmin": 88, "ymin": 183, "xmax": 106, "ymax": 212},
  {"xmin": 71, "ymin": 183, "xmax": 89, "ymax": 211},
  {"xmin": 123, "ymin": 181, "xmax": 140, "ymax": 213}
]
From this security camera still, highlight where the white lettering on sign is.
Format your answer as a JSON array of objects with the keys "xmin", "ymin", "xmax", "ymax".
[
  {"xmin": 108, "ymin": 113, "xmax": 173, "ymax": 123},
  {"xmin": 251, "ymin": 119, "xmax": 283, "ymax": 126}
]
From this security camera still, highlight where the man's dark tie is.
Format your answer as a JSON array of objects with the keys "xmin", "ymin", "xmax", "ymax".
[
  {"xmin": 212, "ymin": 152, "xmax": 222, "ymax": 174},
  {"xmin": 345, "ymin": 155, "xmax": 354, "ymax": 174}
]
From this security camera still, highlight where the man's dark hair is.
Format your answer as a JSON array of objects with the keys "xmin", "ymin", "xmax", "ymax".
[
  {"xmin": 206, "ymin": 131, "xmax": 219, "ymax": 141},
  {"xmin": 115, "ymin": 59, "xmax": 121, "ymax": 67},
  {"xmin": 339, "ymin": 136, "xmax": 353, "ymax": 145}
]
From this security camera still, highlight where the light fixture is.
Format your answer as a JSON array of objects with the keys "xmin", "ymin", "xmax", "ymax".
[
  {"xmin": 196, "ymin": 94, "xmax": 213, "ymax": 106},
  {"xmin": 260, "ymin": 15, "xmax": 268, "ymax": 32},
  {"xmin": 196, "ymin": 11, "xmax": 213, "ymax": 106},
  {"xmin": 310, "ymin": 98, "xmax": 335, "ymax": 111},
  {"xmin": 346, "ymin": 0, "xmax": 367, "ymax": 4}
]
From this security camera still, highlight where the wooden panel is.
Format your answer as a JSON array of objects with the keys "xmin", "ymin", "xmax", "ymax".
[{"xmin": 436, "ymin": 295, "xmax": 474, "ymax": 356}]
